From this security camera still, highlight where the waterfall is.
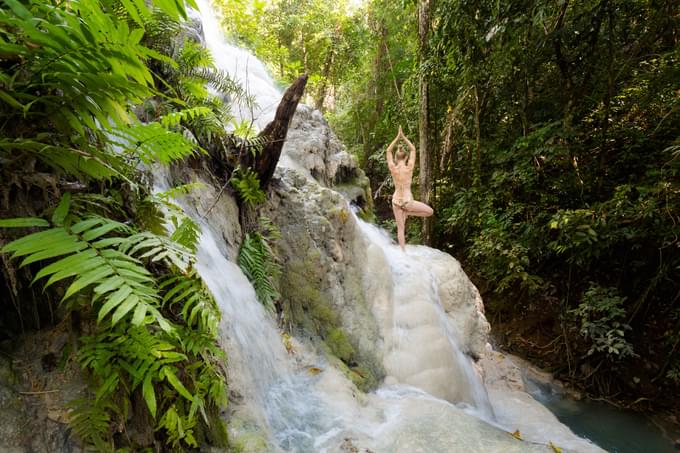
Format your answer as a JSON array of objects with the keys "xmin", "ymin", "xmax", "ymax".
[
  {"xmin": 161, "ymin": 2, "xmax": 607, "ymax": 451},
  {"xmin": 355, "ymin": 217, "xmax": 494, "ymax": 419},
  {"xmin": 193, "ymin": 0, "xmax": 281, "ymax": 129},
  {"xmin": 195, "ymin": 221, "xmax": 340, "ymax": 451}
]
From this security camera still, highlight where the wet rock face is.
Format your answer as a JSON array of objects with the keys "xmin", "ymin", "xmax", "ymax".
[
  {"xmin": 265, "ymin": 105, "xmax": 491, "ymax": 395},
  {"xmin": 0, "ymin": 330, "xmax": 86, "ymax": 453},
  {"xmin": 263, "ymin": 167, "xmax": 385, "ymax": 390}
]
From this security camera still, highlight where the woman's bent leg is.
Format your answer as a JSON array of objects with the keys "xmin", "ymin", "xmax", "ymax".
[{"xmin": 403, "ymin": 200, "xmax": 433, "ymax": 217}]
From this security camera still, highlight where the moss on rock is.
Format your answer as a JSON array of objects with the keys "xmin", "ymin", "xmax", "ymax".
[
  {"xmin": 280, "ymin": 252, "xmax": 337, "ymax": 335},
  {"xmin": 325, "ymin": 328, "xmax": 355, "ymax": 363}
]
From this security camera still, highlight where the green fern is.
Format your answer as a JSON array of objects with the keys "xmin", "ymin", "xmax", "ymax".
[
  {"xmin": 66, "ymin": 398, "xmax": 116, "ymax": 452},
  {"xmin": 160, "ymin": 107, "xmax": 214, "ymax": 128},
  {"xmin": 2, "ymin": 216, "xmax": 171, "ymax": 330},
  {"xmin": 0, "ymin": 138, "xmax": 123, "ymax": 181},
  {"xmin": 108, "ymin": 122, "xmax": 202, "ymax": 165},
  {"xmin": 161, "ymin": 269, "xmax": 220, "ymax": 335},
  {"xmin": 238, "ymin": 229, "xmax": 281, "ymax": 312},
  {"xmin": 158, "ymin": 405, "xmax": 198, "ymax": 448},
  {"xmin": 149, "ymin": 186, "xmax": 203, "ymax": 253},
  {"xmin": 230, "ymin": 167, "xmax": 266, "ymax": 206},
  {"xmin": 0, "ymin": 0, "xmax": 231, "ymax": 449},
  {"xmin": 1, "ymin": 205, "xmax": 226, "ymax": 449}
]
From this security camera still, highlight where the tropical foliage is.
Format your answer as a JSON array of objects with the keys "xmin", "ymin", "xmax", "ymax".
[
  {"xmin": 0, "ymin": 0, "xmax": 246, "ymax": 449},
  {"xmin": 217, "ymin": 0, "xmax": 370, "ymax": 110}
]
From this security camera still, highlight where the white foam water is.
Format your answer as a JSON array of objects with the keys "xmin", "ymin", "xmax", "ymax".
[{"xmin": 192, "ymin": 0, "xmax": 282, "ymax": 130}]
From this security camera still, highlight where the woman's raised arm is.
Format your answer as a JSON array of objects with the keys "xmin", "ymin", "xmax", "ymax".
[
  {"xmin": 399, "ymin": 128, "xmax": 417, "ymax": 169},
  {"xmin": 386, "ymin": 131, "xmax": 400, "ymax": 169}
]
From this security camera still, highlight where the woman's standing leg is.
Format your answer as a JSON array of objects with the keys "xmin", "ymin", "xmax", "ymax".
[{"xmin": 392, "ymin": 203, "xmax": 407, "ymax": 251}]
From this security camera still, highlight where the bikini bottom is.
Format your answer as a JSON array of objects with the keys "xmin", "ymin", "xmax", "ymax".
[{"xmin": 391, "ymin": 198, "xmax": 413, "ymax": 209}]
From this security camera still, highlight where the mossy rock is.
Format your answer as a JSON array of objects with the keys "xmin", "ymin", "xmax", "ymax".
[
  {"xmin": 348, "ymin": 365, "xmax": 379, "ymax": 391},
  {"xmin": 326, "ymin": 353, "xmax": 379, "ymax": 393},
  {"xmin": 325, "ymin": 328, "xmax": 355, "ymax": 363},
  {"xmin": 228, "ymin": 418, "xmax": 272, "ymax": 453},
  {"xmin": 280, "ymin": 254, "xmax": 337, "ymax": 334},
  {"xmin": 195, "ymin": 404, "xmax": 229, "ymax": 449}
]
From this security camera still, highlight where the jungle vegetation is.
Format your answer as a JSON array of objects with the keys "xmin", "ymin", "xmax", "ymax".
[
  {"xmin": 0, "ymin": 0, "xmax": 271, "ymax": 450},
  {"xmin": 0, "ymin": 1, "xmax": 678, "ymax": 450},
  {"xmin": 219, "ymin": 0, "xmax": 680, "ymax": 411}
]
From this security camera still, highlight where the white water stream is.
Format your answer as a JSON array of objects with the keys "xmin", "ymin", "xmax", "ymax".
[
  {"xmin": 192, "ymin": 0, "xmax": 281, "ymax": 130},
  {"xmin": 166, "ymin": 2, "xmax": 607, "ymax": 451},
  {"xmin": 356, "ymin": 219, "xmax": 494, "ymax": 419}
]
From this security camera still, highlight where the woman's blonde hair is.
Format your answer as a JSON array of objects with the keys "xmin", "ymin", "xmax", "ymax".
[{"xmin": 396, "ymin": 145, "xmax": 407, "ymax": 162}]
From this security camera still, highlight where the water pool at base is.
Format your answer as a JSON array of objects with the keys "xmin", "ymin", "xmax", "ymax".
[{"xmin": 532, "ymin": 389, "xmax": 677, "ymax": 452}]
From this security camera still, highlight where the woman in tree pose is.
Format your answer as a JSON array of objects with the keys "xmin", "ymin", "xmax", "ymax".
[{"xmin": 386, "ymin": 126, "xmax": 433, "ymax": 250}]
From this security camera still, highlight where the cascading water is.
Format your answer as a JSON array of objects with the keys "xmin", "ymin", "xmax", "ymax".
[
  {"xmin": 195, "ymin": 222, "xmax": 340, "ymax": 451},
  {"xmin": 193, "ymin": 0, "xmax": 281, "ymax": 130},
  {"xmin": 164, "ymin": 2, "xmax": 607, "ymax": 451},
  {"xmin": 355, "ymin": 218, "xmax": 494, "ymax": 419}
]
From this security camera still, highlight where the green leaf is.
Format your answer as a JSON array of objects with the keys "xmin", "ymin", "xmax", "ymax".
[
  {"xmin": 52, "ymin": 193, "xmax": 72, "ymax": 226},
  {"xmin": 0, "ymin": 218, "xmax": 49, "ymax": 228},
  {"xmin": 97, "ymin": 286, "xmax": 133, "ymax": 321},
  {"xmin": 143, "ymin": 373, "xmax": 157, "ymax": 418},
  {"xmin": 111, "ymin": 294, "xmax": 140, "ymax": 325},
  {"xmin": 131, "ymin": 302, "xmax": 147, "ymax": 326},
  {"xmin": 162, "ymin": 367, "xmax": 193, "ymax": 401}
]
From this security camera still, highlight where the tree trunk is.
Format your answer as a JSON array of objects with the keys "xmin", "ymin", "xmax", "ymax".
[
  {"xmin": 239, "ymin": 74, "xmax": 308, "ymax": 190},
  {"xmin": 315, "ymin": 42, "xmax": 335, "ymax": 111},
  {"xmin": 473, "ymin": 84, "xmax": 482, "ymax": 186},
  {"xmin": 418, "ymin": 0, "xmax": 432, "ymax": 245}
]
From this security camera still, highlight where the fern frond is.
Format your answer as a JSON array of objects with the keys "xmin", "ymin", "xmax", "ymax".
[
  {"xmin": 108, "ymin": 122, "xmax": 202, "ymax": 164},
  {"xmin": 66, "ymin": 398, "xmax": 116, "ymax": 452},
  {"xmin": 177, "ymin": 41, "xmax": 215, "ymax": 70},
  {"xmin": 170, "ymin": 216, "xmax": 201, "ymax": 254},
  {"xmin": 160, "ymin": 269, "xmax": 220, "ymax": 335},
  {"xmin": 238, "ymin": 233, "xmax": 281, "ymax": 311},
  {"xmin": 0, "ymin": 138, "xmax": 123, "ymax": 180},
  {"xmin": 231, "ymin": 119, "xmax": 260, "ymax": 141},
  {"xmin": 158, "ymin": 404, "xmax": 197, "ymax": 448},
  {"xmin": 1, "ymin": 216, "xmax": 171, "ymax": 331},
  {"xmin": 160, "ymin": 107, "xmax": 214, "ymax": 128},
  {"xmin": 156, "ymin": 183, "xmax": 207, "ymax": 200},
  {"xmin": 188, "ymin": 67, "xmax": 249, "ymax": 103},
  {"xmin": 70, "ymin": 193, "xmax": 126, "ymax": 218},
  {"xmin": 122, "ymin": 231, "xmax": 194, "ymax": 272},
  {"xmin": 0, "ymin": 217, "xmax": 49, "ymax": 228},
  {"xmin": 230, "ymin": 167, "xmax": 266, "ymax": 206}
]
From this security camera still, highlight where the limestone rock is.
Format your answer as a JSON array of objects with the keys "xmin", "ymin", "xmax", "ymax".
[
  {"xmin": 480, "ymin": 346, "xmax": 606, "ymax": 453},
  {"xmin": 279, "ymin": 105, "xmax": 371, "ymax": 209},
  {"xmin": 165, "ymin": 165, "xmax": 243, "ymax": 260},
  {"xmin": 411, "ymin": 246, "xmax": 490, "ymax": 359},
  {"xmin": 268, "ymin": 105, "xmax": 492, "ymax": 402},
  {"xmin": 263, "ymin": 166, "xmax": 385, "ymax": 390}
]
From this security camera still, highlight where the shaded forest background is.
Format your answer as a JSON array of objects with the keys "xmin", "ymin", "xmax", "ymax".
[{"xmin": 218, "ymin": 0, "xmax": 680, "ymax": 411}]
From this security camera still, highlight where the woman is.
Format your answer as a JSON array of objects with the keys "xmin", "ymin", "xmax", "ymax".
[{"xmin": 386, "ymin": 126, "xmax": 433, "ymax": 250}]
